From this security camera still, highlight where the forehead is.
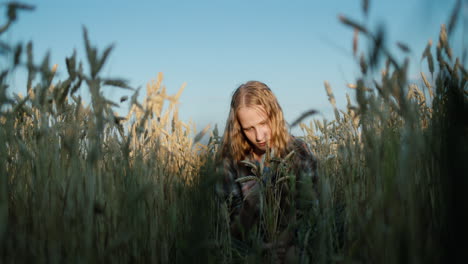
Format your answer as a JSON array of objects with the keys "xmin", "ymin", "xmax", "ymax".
[{"xmin": 237, "ymin": 106, "xmax": 268, "ymax": 128}]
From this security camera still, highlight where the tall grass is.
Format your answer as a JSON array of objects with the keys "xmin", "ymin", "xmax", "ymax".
[
  {"xmin": 298, "ymin": 2, "xmax": 467, "ymax": 262},
  {"xmin": 1, "ymin": 1, "xmax": 467, "ymax": 263},
  {"xmin": 1, "ymin": 5, "xmax": 216, "ymax": 262}
]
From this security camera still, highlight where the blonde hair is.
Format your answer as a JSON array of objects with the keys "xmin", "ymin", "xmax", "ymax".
[{"xmin": 220, "ymin": 81, "xmax": 291, "ymax": 162}]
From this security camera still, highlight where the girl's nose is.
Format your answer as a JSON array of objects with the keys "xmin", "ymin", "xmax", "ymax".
[{"xmin": 255, "ymin": 129, "xmax": 263, "ymax": 142}]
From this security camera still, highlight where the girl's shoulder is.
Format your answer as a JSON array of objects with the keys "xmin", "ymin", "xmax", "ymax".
[
  {"xmin": 289, "ymin": 136, "xmax": 318, "ymax": 181},
  {"xmin": 290, "ymin": 136, "xmax": 315, "ymax": 160}
]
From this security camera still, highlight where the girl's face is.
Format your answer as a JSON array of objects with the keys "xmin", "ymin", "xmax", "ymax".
[{"xmin": 237, "ymin": 106, "xmax": 271, "ymax": 157}]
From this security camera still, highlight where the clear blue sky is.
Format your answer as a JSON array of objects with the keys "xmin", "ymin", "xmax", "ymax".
[{"xmin": 4, "ymin": 0, "xmax": 464, "ymax": 136}]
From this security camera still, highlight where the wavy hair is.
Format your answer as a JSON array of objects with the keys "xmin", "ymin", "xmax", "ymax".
[{"xmin": 220, "ymin": 81, "xmax": 291, "ymax": 162}]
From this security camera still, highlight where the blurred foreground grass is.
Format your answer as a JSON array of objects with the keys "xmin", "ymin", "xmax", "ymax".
[{"xmin": 1, "ymin": 1, "xmax": 467, "ymax": 263}]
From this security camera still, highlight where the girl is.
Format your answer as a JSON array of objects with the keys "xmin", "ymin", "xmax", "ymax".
[{"xmin": 218, "ymin": 81, "xmax": 318, "ymax": 262}]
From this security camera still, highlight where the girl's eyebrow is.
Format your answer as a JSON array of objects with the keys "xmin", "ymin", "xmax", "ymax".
[
  {"xmin": 243, "ymin": 118, "xmax": 268, "ymax": 129},
  {"xmin": 242, "ymin": 124, "xmax": 254, "ymax": 130}
]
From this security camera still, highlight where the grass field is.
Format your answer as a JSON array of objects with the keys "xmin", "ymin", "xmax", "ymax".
[{"xmin": 1, "ymin": 1, "xmax": 467, "ymax": 263}]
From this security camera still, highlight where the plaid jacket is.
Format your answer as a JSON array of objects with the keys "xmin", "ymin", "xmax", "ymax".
[{"xmin": 218, "ymin": 137, "xmax": 319, "ymax": 231}]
